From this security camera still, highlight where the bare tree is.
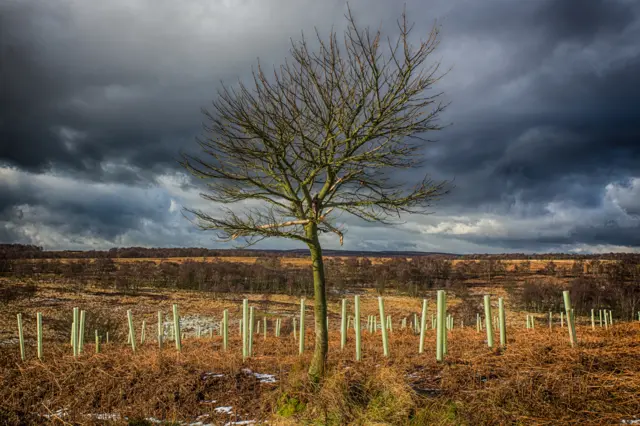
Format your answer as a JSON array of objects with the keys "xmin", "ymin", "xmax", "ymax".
[{"xmin": 180, "ymin": 6, "xmax": 451, "ymax": 381}]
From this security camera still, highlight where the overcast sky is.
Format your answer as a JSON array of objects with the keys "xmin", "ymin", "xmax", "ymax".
[{"xmin": 1, "ymin": 0, "xmax": 639, "ymax": 254}]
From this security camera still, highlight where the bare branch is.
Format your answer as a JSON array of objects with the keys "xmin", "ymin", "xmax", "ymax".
[{"xmin": 181, "ymin": 6, "xmax": 452, "ymax": 246}]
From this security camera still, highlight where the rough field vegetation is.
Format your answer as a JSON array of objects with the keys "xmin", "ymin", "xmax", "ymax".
[
  {"xmin": 1, "ymin": 256, "xmax": 640, "ymax": 425},
  {"xmin": 30, "ymin": 256, "xmax": 606, "ymax": 271}
]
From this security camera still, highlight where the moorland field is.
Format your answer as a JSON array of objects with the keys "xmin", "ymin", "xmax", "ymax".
[{"xmin": 1, "ymin": 245, "xmax": 639, "ymax": 425}]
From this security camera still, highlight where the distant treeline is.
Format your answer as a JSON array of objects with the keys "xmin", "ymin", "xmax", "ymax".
[
  {"xmin": 0, "ymin": 244, "xmax": 291, "ymax": 259},
  {"xmin": 2, "ymin": 243, "xmax": 639, "ymax": 262},
  {"xmin": 2, "ymin": 250, "xmax": 639, "ymax": 320}
]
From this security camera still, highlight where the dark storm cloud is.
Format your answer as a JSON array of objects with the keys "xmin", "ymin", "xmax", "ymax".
[
  {"xmin": 456, "ymin": 223, "xmax": 640, "ymax": 252},
  {"xmin": 0, "ymin": 0, "xmax": 639, "ymax": 252},
  {"xmin": 427, "ymin": 0, "xmax": 640, "ymax": 217},
  {"xmin": 0, "ymin": 168, "xmax": 170, "ymax": 240},
  {"xmin": 533, "ymin": 0, "xmax": 634, "ymax": 42},
  {"xmin": 0, "ymin": 0, "xmax": 345, "ymax": 179}
]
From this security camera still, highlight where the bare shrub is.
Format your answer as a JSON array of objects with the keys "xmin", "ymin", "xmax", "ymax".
[
  {"xmin": 0, "ymin": 280, "xmax": 38, "ymax": 304},
  {"xmin": 515, "ymin": 278, "xmax": 563, "ymax": 312}
]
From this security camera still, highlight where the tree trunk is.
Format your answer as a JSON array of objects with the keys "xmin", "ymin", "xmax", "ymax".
[{"xmin": 306, "ymin": 223, "xmax": 328, "ymax": 383}]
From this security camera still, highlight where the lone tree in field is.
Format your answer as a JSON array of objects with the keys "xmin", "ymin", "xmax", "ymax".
[{"xmin": 181, "ymin": 7, "xmax": 451, "ymax": 381}]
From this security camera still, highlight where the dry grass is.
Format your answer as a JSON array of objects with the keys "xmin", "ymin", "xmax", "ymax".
[
  {"xmin": 2, "ymin": 323, "xmax": 639, "ymax": 425},
  {"xmin": 1, "ymin": 281, "xmax": 639, "ymax": 425}
]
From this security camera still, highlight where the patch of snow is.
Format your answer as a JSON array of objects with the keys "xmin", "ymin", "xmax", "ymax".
[
  {"xmin": 144, "ymin": 418, "xmax": 214, "ymax": 426},
  {"xmin": 253, "ymin": 373, "xmax": 277, "ymax": 383},
  {"xmin": 88, "ymin": 413, "xmax": 120, "ymax": 421},
  {"xmin": 621, "ymin": 420, "xmax": 640, "ymax": 425},
  {"xmin": 162, "ymin": 315, "xmax": 219, "ymax": 339},
  {"xmin": 215, "ymin": 406, "xmax": 234, "ymax": 414},
  {"xmin": 186, "ymin": 416, "xmax": 215, "ymax": 426},
  {"xmin": 241, "ymin": 368, "xmax": 277, "ymax": 383},
  {"xmin": 42, "ymin": 409, "xmax": 68, "ymax": 419},
  {"xmin": 202, "ymin": 372, "xmax": 225, "ymax": 379},
  {"xmin": 199, "ymin": 400, "xmax": 217, "ymax": 404},
  {"xmin": 74, "ymin": 413, "xmax": 262, "ymax": 426}
]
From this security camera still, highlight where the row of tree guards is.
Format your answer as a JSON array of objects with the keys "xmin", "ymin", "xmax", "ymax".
[
  {"xmin": 522, "ymin": 308, "xmax": 616, "ymax": 330},
  {"xmin": 14, "ymin": 291, "xmax": 640, "ymax": 362}
]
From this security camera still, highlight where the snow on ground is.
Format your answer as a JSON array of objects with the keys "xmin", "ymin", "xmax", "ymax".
[
  {"xmin": 202, "ymin": 372, "xmax": 225, "ymax": 379},
  {"xmin": 214, "ymin": 406, "xmax": 234, "ymax": 414},
  {"xmin": 241, "ymin": 368, "xmax": 277, "ymax": 383},
  {"xmin": 184, "ymin": 414, "xmax": 214, "ymax": 426},
  {"xmin": 42, "ymin": 409, "xmax": 68, "ymax": 419},
  {"xmin": 162, "ymin": 315, "xmax": 219, "ymax": 339},
  {"xmin": 36, "ymin": 408, "xmax": 263, "ymax": 425},
  {"xmin": 202, "ymin": 369, "xmax": 277, "ymax": 384},
  {"xmin": 88, "ymin": 413, "xmax": 121, "ymax": 421}
]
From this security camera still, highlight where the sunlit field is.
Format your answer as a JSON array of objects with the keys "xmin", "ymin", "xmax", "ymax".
[
  {"xmin": 2, "ymin": 255, "xmax": 639, "ymax": 425},
  {"xmin": 30, "ymin": 256, "xmax": 613, "ymax": 273}
]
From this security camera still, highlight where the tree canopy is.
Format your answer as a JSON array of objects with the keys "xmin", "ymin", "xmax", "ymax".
[{"xmin": 181, "ymin": 7, "xmax": 451, "ymax": 248}]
